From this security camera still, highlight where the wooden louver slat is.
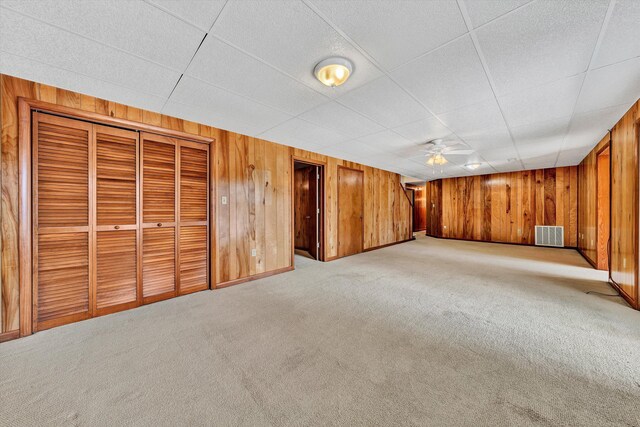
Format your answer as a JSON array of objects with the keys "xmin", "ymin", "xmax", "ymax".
[
  {"xmin": 180, "ymin": 146, "xmax": 208, "ymax": 222},
  {"xmin": 179, "ymin": 226, "xmax": 208, "ymax": 294},
  {"xmin": 96, "ymin": 231, "xmax": 137, "ymax": 310}
]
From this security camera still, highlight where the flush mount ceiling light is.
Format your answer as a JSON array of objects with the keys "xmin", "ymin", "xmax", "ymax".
[
  {"xmin": 314, "ymin": 57, "xmax": 353, "ymax": 87},
  {"xmin": 465, "ymin": 163, "xmax": 481, "ymax": 170}
]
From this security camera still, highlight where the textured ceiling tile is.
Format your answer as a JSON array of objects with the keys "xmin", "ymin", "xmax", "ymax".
[
  {"xmin": 462, "ymin": 0, "xmax": 532, "ymax": 28},
  {"xmin": 575, "ymin": 57, "xmax": 640, "ymax": 114},
  {"xmin": 298, "ymin": 101, "xmax": 384, "ymax": 138},
  {"xmin": 187, "ymin": 36, "xmax": 327, "ymax": 115},
  {"xmin": 0, "ymin": 8, "xmax": 180, "ymax": 97},
  {"xmin": 356, "ymin": 130, "xmax": 415, "ymax": 152},
  {"xmin": 259, "ymin": 117, "xmax": 350, "ymax": 149},
  {"xmin": 2, "ymin": 0, "xmax": 204, "ymax": 70},
  {"xmin": 437, "ymin": 98, "xmax": 506, "ymax": 136},
  {"xmin": 307, "ymin": 0, "xmax": 467, "ymax": 69},
  {"xmin": 337, "ymin": 76, "xmax": 427, "ymax": 128},
  {"xmin": 592, "ymin": 0, "xmax": 640, "ymax": 68},
  {"xmin": 392, "ymin": 116, "xmax": 452, "ymax": 144},
  {"xmin": 563, "ymin": 104, "xmax": 629, "ymax": 151},
  {"xmin": 511, "ymin": 117, "xmax": 571, "ymax": 157},
  {"xmin": 146, "ymin": 0, "xmax": 227, "ymax": 32},
  {"xmin": 168, "ymin": 76, "xmax": 292, "ymax": 136},
  {"xmin": 476, "ymin": 0, "xmax": 609, "ymax": 95},
  {"xmin": 211, "ymin": 0, "xmax": 382, "ymax": 98},
  {"xmin": 392, "ymin": 36, "xmax": 494, "ymax": 114},
  {"xmin": 498, "ymin": 74, "xmax": 584, "ymax": 128}
]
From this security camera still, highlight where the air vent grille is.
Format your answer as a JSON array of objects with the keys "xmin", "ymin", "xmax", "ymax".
[{"xmin": 535, "ymin": 226, "xmax": 564, "ymax": 247}]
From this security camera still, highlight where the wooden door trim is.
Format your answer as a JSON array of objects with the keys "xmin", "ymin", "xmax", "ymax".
[
  {"xmin": 19, "ymin": 98, "xmax": 214, "ymax": 144},
  {"xmin": 336, "ymin": 165, "xmax": 364, "ymax": 259},
  {"xmin": 291, "ymin": 156, "xmax": 326, "ymax": 264}
]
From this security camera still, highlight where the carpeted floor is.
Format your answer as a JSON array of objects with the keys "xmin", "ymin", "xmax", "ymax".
[{"xmin": 1, "ymin": 235, "xmax": 639, "ymax": 426}]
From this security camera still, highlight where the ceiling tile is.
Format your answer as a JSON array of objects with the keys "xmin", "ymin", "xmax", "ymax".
[
  {"xmin": 511, "ymin": 117, "xmax": 570, "ymax": 158},
  {"xmin": 575, "ymin": 57, "xmax": 640, "ymax": 114},
  {"xmin": 210, "ymin": 0, "xmax": 382, "ymax": 98},
  {"xmin": 0, "ymin": 51, "xmax": 167, "ymax": 112},
  {"xmin": 307, "ymin": 0, "xmax": 467, "ymax": 69},
  {"xmin": 321, "ymin": 139, "xmax": 385, "ymax": 159},
  {"xmin": 259, "ymin": 117, "xmax": 350, "ymax": 149},
  {"xmin": 521, "ymin": 152, "xmax": 560, "ymax": 170},
  {"xmin": 498, "ymin": 74, "xmax": 584, "ymax": 128},
  {"xmin": 457, "ymin": 126, "xmax": 513, "ymax": 152},
  {"xmin": 392, "ymin": 116, "xmax": 451, "ymax": 144},
  {"xmin": 592, "ymin": 0, "xmax": 640, "ymax": 68},
  {"xmin": 563, "ymin": 104, "xmax": 629, "ymax": 151},
  {"xmin": 146, "ymin": 0, "xmax": 228, "ymax": 32},
  {"xmin": 298, "ymin": 101, "xmax": 384, "ymax": 138},
  {"xmin": 355, "ymin": 130, "xmax": 415, "ymax": 152},
  {"xmin": 337, "ymin": 76, "xmax": 427, "ymax": 128},
  {"xmin": 392, "ymin": 35, "xmax": 494, "ymax": 114},
  {"xmin": 437, "ymin": 98, "xmax": 506, "ymax": 137},
  {"xmin": 167, "ymin": 76, "xmax": 292, "ymax": 136},
  {"xmin": 187, "ymin": 36, "xmax": 327, "ymax": 115},
  {"xmin": 2, "ymin": 0, "xmax": 204, "ymax": 70},
  {"xmin": 476, "ymin": 0, "xmax": 609, "ymax": 95},
  {"xmin": 462, "ymin": 0, "xmax": 532, "ymax": 28}
]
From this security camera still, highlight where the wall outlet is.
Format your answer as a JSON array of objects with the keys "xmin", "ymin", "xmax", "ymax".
[
  {"xmin": 251, "ymin": 249, "xmax": 256, "ymax": 257},
  {"xmin": 443, "ymin": 225, "xmax": 447, "ymax": 229},
  {"xmin": 623, "ymin": 258, "xmax": 627, "ymax": 268},
  {"xmin": 591, "ymin": 239, "xmax": 594, "ymax": 246},
  {"xmin": 517, "ymin": 228, "xmax": 522, "ymax": 235},
  {"xmin": 221, "ymin": 196, "xmax": 227, "ymax": 205}
]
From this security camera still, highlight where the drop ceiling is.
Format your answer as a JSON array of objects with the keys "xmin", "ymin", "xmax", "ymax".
[{"xmin": 1, "ymin": 0, "xmax": 639, "ymax": 180}]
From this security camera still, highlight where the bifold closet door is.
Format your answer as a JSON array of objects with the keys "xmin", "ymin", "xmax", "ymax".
[
  {"xmin": 94, "ymin": 125, "xmax": 139, "ymax": 315},
  {"xmin": 179, "ymin": 142, "xmax": 209, "ymax": 295},
  {"xmin": 33, "ymin": 113, "xmax": 92, "ymax": 331},
  {"xmin": 141, "ymin": 133, "xmax": 177, "ymax": 303}
]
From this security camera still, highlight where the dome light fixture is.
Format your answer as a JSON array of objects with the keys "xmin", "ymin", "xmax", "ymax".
[
  {"xmin": 314, "ymin": 57, "xmax": 353, "ymax": 87},
  {"xmin": 426, "ymin": 153, "xmax": 448, "ymax": 166}
]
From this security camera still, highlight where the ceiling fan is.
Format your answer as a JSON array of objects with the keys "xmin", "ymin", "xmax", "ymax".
[{"xmin": 422, "ymin": 138, "xmax": 474, "ymax": 173}]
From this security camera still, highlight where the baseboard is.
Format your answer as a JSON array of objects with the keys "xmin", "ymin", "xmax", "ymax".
[
  {"xmin": 425, "ymin": 233, "xmax": 578, "ymax": 250},
  {"xmin": 0, "ymin": 330, "xmax": 20, "ymax": 343},
  {"xmin": 609, "ymin": 278, "xmax": 639, "ymax": 310},
  {"xmin": 324, "ymin": 237, "xmax": 415, "ymax": 262},
  {"xmin": 215, "ymin": 266, "xmax": 294, "ymax": 289}
]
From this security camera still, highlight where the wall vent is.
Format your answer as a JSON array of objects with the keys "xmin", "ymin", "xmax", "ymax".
[{"xmin": 535, "ymin": 225, "xmax": 564, "ymax": 247}]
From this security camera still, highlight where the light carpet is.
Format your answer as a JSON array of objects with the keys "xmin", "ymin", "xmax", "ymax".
[{"xmin": 1, "ymin": 235, "xmax": 639, "ymax": 426}]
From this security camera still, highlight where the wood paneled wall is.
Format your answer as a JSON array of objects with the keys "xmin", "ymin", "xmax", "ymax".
[
  {"xmin": 577, "ymin": 135, "xmax": 610, "ymax": 269},
  {"xmin": 0, "ymin": 74, "xmax": 413, "ymax": 338},
  {"xmin": 425, "ymin": 167, "xmax": 578, "ymax": 247}
]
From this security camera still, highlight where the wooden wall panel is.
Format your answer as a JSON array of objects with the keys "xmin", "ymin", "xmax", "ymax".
[
  {"xmin": 0, "ymin": 74, "xmax": 413, "ymax": 337},
  {"xmin": 426, "ymin": 167, "xmax": 577, "ymax": 246}
]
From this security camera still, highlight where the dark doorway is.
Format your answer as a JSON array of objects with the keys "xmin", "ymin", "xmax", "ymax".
[
  {"xmin": 596, "ymin": 145, "xmax": 610, "ymax": 271},
  {"xmin": 406, "ymin": 183, "xmax": 427, "ymax": 232},
  {"xmin": 293, "ymin": 160, "xmax": 324, "ymax": 261}
]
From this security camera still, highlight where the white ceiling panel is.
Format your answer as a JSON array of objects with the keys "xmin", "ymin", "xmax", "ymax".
[
  {"xmin": 259, "ymin": 117, "xmax": 350, "ymax": 149},
  {"xmin": 460, "ymin": 126, "xmax": 513, "ymax": 151},
  {"xmin": 322, "ymin": 139, "xmax": 385, "ymax": 159},
  {"xmin": 356, "ymin": 130, "xmax": 415, "ymax": 152},
  {"xmin": 392, "ymin": 36, "xmax": 494, "ymax": 114},
  {"xmin": 210, "ymin": 0, "xmax": 382, "ymax": 98},
  {"xmin": 146, "ymin": 0, "xmax": 228, "ymax": 32},
  {"xmin": 298, "ymin": 101, "xmax": 384, "ymax": 138},
  {"xmin": 511, "ymin": 117, "xmax": 570, "ymax": 150},
  {"xmin": 437, "ymin": 98, "xmax": 507, "ymax": 137},
  {"xmin": 307, "ymin": 0, "xmax": 467, "ymax": 70},
  {"xmin": 462, "ymin": 0, "xmax": 533, "ymax": 28},
  {"xmin": 476, "ymin": 0, "xmax": 609, "ymax": 96},
  {"xmin": 498, "ymin": 74, "xmax": 584, "ymax": 128},
  {"xmin": 0, "ymin": 51, "xmax": 168, "ymax": 112},
  {"xmin": 187, "ymin": 36, "xmax": 327, "ymax": 115},
  {"xmin": 575, "ymin": 57, "xmax": 640, "ymax": 114},
  {"xmin": 168, "ymin": 76, "xmax": 292, "ymax": 136},
  {"xmin": 2, "ymin": 0, "xmax": 204, "ymax": 71},
  {"xmin": 562, "ymin": 103, "xmax": 629, "ymax": 153},
  {"xmin": 0, "ymin": 7, "xmax": 180, "ymax": 97},
  {"xmin": 592, "ymin": 0, "xmax": 640, "ymax": 68},
  {"xmin": 336, "ymin": 76, "xmax": 428, "ymax": 128},
  {"xmin": 392, "ymin": 116, "xmax": 452, "ymax": 144}
]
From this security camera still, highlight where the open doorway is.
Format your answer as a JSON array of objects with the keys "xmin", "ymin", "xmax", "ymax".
[
  {"xmin": 596, "ymin": 145, "xmax": 610, "ymax": 271},
  {"xmin": 293, "ymin": 160, "xmax": 324, "ymax": 261}
]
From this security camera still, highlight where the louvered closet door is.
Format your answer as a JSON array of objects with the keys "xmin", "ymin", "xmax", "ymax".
[
  {"xmin": 141, "ymin": 133, "xmax": 177, "ymax": 303},
  {"xmin": 179, "ymin": 142, "xmax": 209, "ymax": 295},
  {"xmin": 94, "ymin": 125, "xmax": 139, "ymax": 314},
  {"xmin": 33, "ymin": 113, "xmax": 92, "ymax": 331}
]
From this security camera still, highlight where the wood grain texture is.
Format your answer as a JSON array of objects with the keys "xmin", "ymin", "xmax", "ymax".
[
  {"xmin": 293, "ymin": 165, "xmax": 316, "ymax": 252},
  {"xmin": 142, "ymin": 135, "xmax": 175, "ymax": 224},
  {"xmin": 179, "ymin": 226, "xmax": 208, "ymax": 295},
  {"xmin": 96, "ymin": 230, "xmax": 137, "ymax": 311},
  {"xmin": 142, "ymin": 227, "xmax": 176, "ymax": 300},
  {"xmin": 407, "ymin": 184, "xmax": 427, "ymax": 231},
  {"xmin": 338, "ymin": 167, "xmax": 364, "ymax": 257},
  {"xmin": 427, "ymin": 167, "xmax": 578, "ymax": 246},
  {"xmin": 596, "ymin": 148, "xmax": 610, "ymax": 270}
]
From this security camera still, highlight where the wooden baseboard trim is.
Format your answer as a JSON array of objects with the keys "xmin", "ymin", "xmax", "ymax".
[
  {"xmin": 577, "ymin": 249, "xmax": 598, "ymax": 269},
  {"xmin": 363, "ymin": 237, "xmax": 415, "ymax": 252},
  {"xmin": 425, "ymin": 233, "xmax": 578, "ymax": 250},
  {"xmin": 215, "ymin": 266, "xmax": 294, "ymax": 289},
  {"xmin": 609, "ymin": 278, "xmax": 639, "ymax": 310},
  {"xmin": 0, "ymin": 330, "xmax": 20, "ymax": 343}
]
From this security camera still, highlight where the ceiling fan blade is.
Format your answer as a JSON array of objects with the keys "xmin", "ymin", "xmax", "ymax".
[{"xmin": 445, "ymin": 149, "xmax": 474, "ymax": 155}]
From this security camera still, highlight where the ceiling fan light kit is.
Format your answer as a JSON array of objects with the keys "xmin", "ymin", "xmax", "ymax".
[{"xmin": 314, "ymin": 57, "xmax": 353, "ymax": 87}]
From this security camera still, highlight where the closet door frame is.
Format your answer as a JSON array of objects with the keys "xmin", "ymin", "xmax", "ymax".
[{"xmin": 17, "ymin": 98, "xmax": 214, "ymax": 337}]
